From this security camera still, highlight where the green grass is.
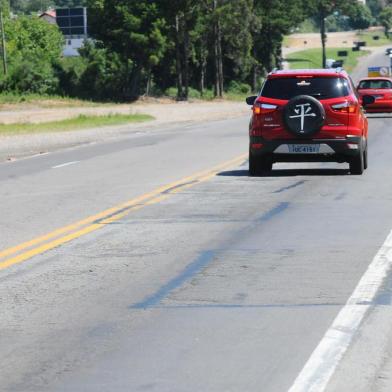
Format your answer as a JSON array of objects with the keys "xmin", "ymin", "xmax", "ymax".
[
  {"xmin": 0, "ymin": 113, "xmax": 154, "ymax": 136},
  {"xmin": 285, "ymin": 47, "xmax": 369, "ymax": 72},
  {"xmin": 164, "ymin": 87, "xmax": 252, "ymax": 102},
  {"xmin": 355, "ymin": 31, "xmax": 392, "ymax": 47}
]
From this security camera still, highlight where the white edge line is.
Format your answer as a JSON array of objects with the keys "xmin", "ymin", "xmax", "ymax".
[
  {"xmin": 52, "ymin": 161, "xmax": 80, "ymax": 169},
  {"xmin": 288, "ymin": 229, "xmax": 392, "ymax": 392}
]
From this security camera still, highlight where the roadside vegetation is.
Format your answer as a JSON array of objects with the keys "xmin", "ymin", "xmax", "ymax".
[
  {"xmin": 0, "ymin": 0, "xmax": 379, "ymax": 104},
  {"xmin": 355, "ymin": 31, "xmax": 392, "ymax": 47},
  {"xmin": 286, "ymin": 48, "xmax": 369, "ymax": 72},
  {"xmin": 0, "ymin": 114, "xmax": 154, "ymax": 135}
]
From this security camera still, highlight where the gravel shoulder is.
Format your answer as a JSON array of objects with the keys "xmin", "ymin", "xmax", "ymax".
[{"xmin": 0, "ymin": 100, "xmax": 250, "ymax": 162}]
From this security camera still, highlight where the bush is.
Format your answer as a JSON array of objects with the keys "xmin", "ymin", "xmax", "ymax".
[
  {"xmin": 165, "ymin": 87, "xmax": 203, "ymax": 99},
  {"xmin": 226, "ymin": 80, "xmax": 251, "ymax": 94},
  {"xmin": 0, "ymin": 16, "xmax": 64, "ymax": 95},
  {"xmin": 56, "ymin": 42, "xmax": 133, "ymax": 101},
  {"xmin": 165, "ymin": 87, "xmax": 177, "ymax": 98},
  {"xmin": 2, "ymin": 56, "xmax": 59, "ymax": 94}
]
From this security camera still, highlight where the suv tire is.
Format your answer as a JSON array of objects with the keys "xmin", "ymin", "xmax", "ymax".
[
  {"xmin": 349, "ymin": 149, "xmax": 364, "ymax": 175},
  {"xmin": 364, "ymin": 145, "xmax": 368, "ymax": 170},
  {"xmin": 249, "ymin": 151, "xmax": 273, "ymax": 176},
  {"xmin": 283, "ymin": 95, "xmax": 326, "ymax": 137}
]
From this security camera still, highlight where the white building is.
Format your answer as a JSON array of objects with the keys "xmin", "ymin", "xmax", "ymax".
[{"xmin": 63, "ymin": 37, "xmax": 85, "ymax": 57}]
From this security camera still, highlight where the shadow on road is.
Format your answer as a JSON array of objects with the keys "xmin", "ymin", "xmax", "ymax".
[
  {"xmin": 218, "ymin": 168, "xmax": 350, "ymax": 177},
  {"xmin": 217, "ymin": 170, "xmax": 249, "ymax": 177}
]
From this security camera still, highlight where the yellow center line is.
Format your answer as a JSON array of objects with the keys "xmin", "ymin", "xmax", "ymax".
[{"xmin": 0, "ymin": 154, "xmax": 246, "ymax": 271}]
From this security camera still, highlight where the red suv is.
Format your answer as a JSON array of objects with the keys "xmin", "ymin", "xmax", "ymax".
[{"xmin": 246, "ymin": 69, "xmax": 374, "ymax": 175}]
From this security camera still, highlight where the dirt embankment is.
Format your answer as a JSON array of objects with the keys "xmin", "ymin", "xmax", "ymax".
[{"xmin": 284, "ymin": 31, "xmax": 359, "ymax": 52}]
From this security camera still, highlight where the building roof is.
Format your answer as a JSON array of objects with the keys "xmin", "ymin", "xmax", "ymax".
[{"xmin": 39, "ymin": 10, "xmax": 56, "ymax": 18}]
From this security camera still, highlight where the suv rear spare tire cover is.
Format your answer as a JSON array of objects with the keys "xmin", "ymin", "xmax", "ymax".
[{"xmin": 283, "ymin": 95, "xmax": 326, "ymax": 137}]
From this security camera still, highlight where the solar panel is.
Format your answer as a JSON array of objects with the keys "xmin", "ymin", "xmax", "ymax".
[{"xmin": 56, "ymin": 8, "xmax": 87, "ymax": 37}]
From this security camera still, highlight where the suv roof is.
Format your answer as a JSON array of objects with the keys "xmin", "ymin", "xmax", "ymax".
[{"xmin": 268, "ymin": 68, "xmax": 349, "ymax": 79}]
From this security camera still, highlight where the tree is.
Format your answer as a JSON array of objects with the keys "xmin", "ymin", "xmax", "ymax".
[
  {"xmin": 252, "ymin": 0, "xmax": 311, "ymax": 83},
  {"xmin": 348, "ymin": 3, "xmax": 372, "ymax": 30},
  {"xmin": 380, "ymin": 6, "xmax": 392, "ymax": 37},
  {"xmin": 5, "ymin": 15, "xmax": 63, "ymax": 61},
  {"xmin": 368, "ymin": 0, "xmax": 392, "ymax": 24},
  {"xmin": 87, "ymin": 0, "xmax": 168, "ymax": 98},
  {"xmin": 2, "ymin": 16, "xmax": 63, "ymax": 93},
  {"xmin": 0, "ymin": 0, "xmax": 10, "ymax": 15},
  {"xmin": 219, "ymin": 0, "xmax": 254, "ymax": 93},
  {"xmin": 198, "ymin": 0, "xmax": 254, "ymax": 97},
  {"xmin": 311, "ymin": 0, "xmax": 367, "ymax": 68},
  {"xmin": 159, "ymin": 0, "xmax": 201, "ymax": 100}
]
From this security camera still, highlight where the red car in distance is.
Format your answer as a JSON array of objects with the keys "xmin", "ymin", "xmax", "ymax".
[{"xmin": 357, "ymin": 77, "xmax": 392, "ymax": 113}]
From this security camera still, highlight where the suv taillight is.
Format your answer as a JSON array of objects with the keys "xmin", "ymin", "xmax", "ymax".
[
  {"xmin": 253, "ymin": 102, "xmax": 278, "ymax": 115},
  {"xmin": 331, "ymin": 101, "xmax": 358, "ymax": 114}
]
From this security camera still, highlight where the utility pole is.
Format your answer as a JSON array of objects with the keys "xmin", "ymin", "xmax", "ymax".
[
  {"xmin": 320, "ymin": 9, "xmax": 327, "ymax": 69},
  {"xmin": 0, "ymin": 11, "xmax": 7, "ymax": 75}
]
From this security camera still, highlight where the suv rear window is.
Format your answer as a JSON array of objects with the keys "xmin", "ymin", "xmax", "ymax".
[
  {"xmin": 261, "ymin": 77, "xmax": 350, "ymax": 100},
  {"xmin": 358, "ymin": 79, "xmax": 392, "ymax": 89}
]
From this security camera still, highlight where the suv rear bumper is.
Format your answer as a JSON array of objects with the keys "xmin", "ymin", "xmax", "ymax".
[{"xmin": 250, "ymin": 136, "xmax": 363, "ymax": 163}]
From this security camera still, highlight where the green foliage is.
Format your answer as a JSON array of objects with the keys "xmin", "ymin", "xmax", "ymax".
[
  {"xmin": 2, "ymin": 0, "xmax": 376, "ymax": 102},
  {"xmin": 380, "ymin": 7, "xmax": 392, "ymax": 36},
  {"xmin": 5, "ymin": 16, "xmax": 63, "ymax": 62},
  {"xmin": 356, "ymin": 31, "xmax": 392, "ymax": 46},
  {"xmin": 59, "ymin": 41, "xmax": 134, "ymax": 101},
  {"xmin": 5, "ymin": 56, "xmax": 59, "ymax": 94},
  {"xmin": 1, "ymin": 0, "xmax": 10, "ymax": 14},
  {"xmin": 226, "ymin": 81, "xmax": 251, "ymax": 95},
  {"xmin": 296, "ymin": 18, "xmax": 319, "ymax": 33},
  {"xmin": 0, "ymin": 113, "xmax": 153, "ymax": 136},
  {"xmin": 251, "ymin": 0, "xmax": 312, "ymax": 78},
  {"xmin": 10, "ymin": 0, "xmax": 87, "ymax": 14},
  {"xmin": 348, "ymin": 3, "xmax": 372, "ymax": 30},
  {"xmin": 286, "ymin": 47, "xmax": 369, "ymax": 72},
  {"xmin": 367, "ymin": 0, "xmax": 388, "ymax": 24},
  {"xmin": 165, "ymin": 86, "xmax": 203, "ymax": 99},
  {"xmin": 0, "ymin": 16, "xmax": 63, "ymax": 94},
  {"xmin": 87, "ymin": 0, "xmax": 167, "ymax": 98}
]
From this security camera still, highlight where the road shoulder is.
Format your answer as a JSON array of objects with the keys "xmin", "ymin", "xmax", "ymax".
[{"xmin": 0, "ymin": 101, "xmax": 249, "ymax": 162}]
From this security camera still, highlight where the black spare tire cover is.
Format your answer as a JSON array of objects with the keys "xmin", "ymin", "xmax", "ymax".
[{"xmin": 283, "ymin": 95, "xmax": 325, "ymax": 137}]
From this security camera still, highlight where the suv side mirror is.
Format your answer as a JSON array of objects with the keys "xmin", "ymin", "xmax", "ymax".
[
  {"xmin": 246, "ymin": 96, "xmax": 257, "ymax": 105},
  {"xmin": 362, "ymin": 95, "xmax": 375, "ymax": 107}
]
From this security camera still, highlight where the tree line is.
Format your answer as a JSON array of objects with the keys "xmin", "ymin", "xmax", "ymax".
[{"xmin": 0, "ymin": 0, "xmax": 386, "ymax": 101}]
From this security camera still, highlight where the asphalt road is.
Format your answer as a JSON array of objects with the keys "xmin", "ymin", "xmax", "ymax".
[
  {"xmin": 1, "ymin": 112, "xmax": 392, "ymax": 392},
  {"xmin": 351, "ymin": 44, "xmax": 392, "ymax": 83},
  {"xmin": 2, "ymin": 54, "xmax": 392, "ymax": 391}
]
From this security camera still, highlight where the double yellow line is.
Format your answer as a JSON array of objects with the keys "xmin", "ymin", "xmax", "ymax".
[{"xmin": 0, "ymin": 154, "xmax": 246, "ymax": 271}]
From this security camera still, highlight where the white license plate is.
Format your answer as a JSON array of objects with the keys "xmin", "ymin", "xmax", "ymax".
[{"xmin": 288, "ymin": 144, "xmax": 320, "ymax": 153}]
